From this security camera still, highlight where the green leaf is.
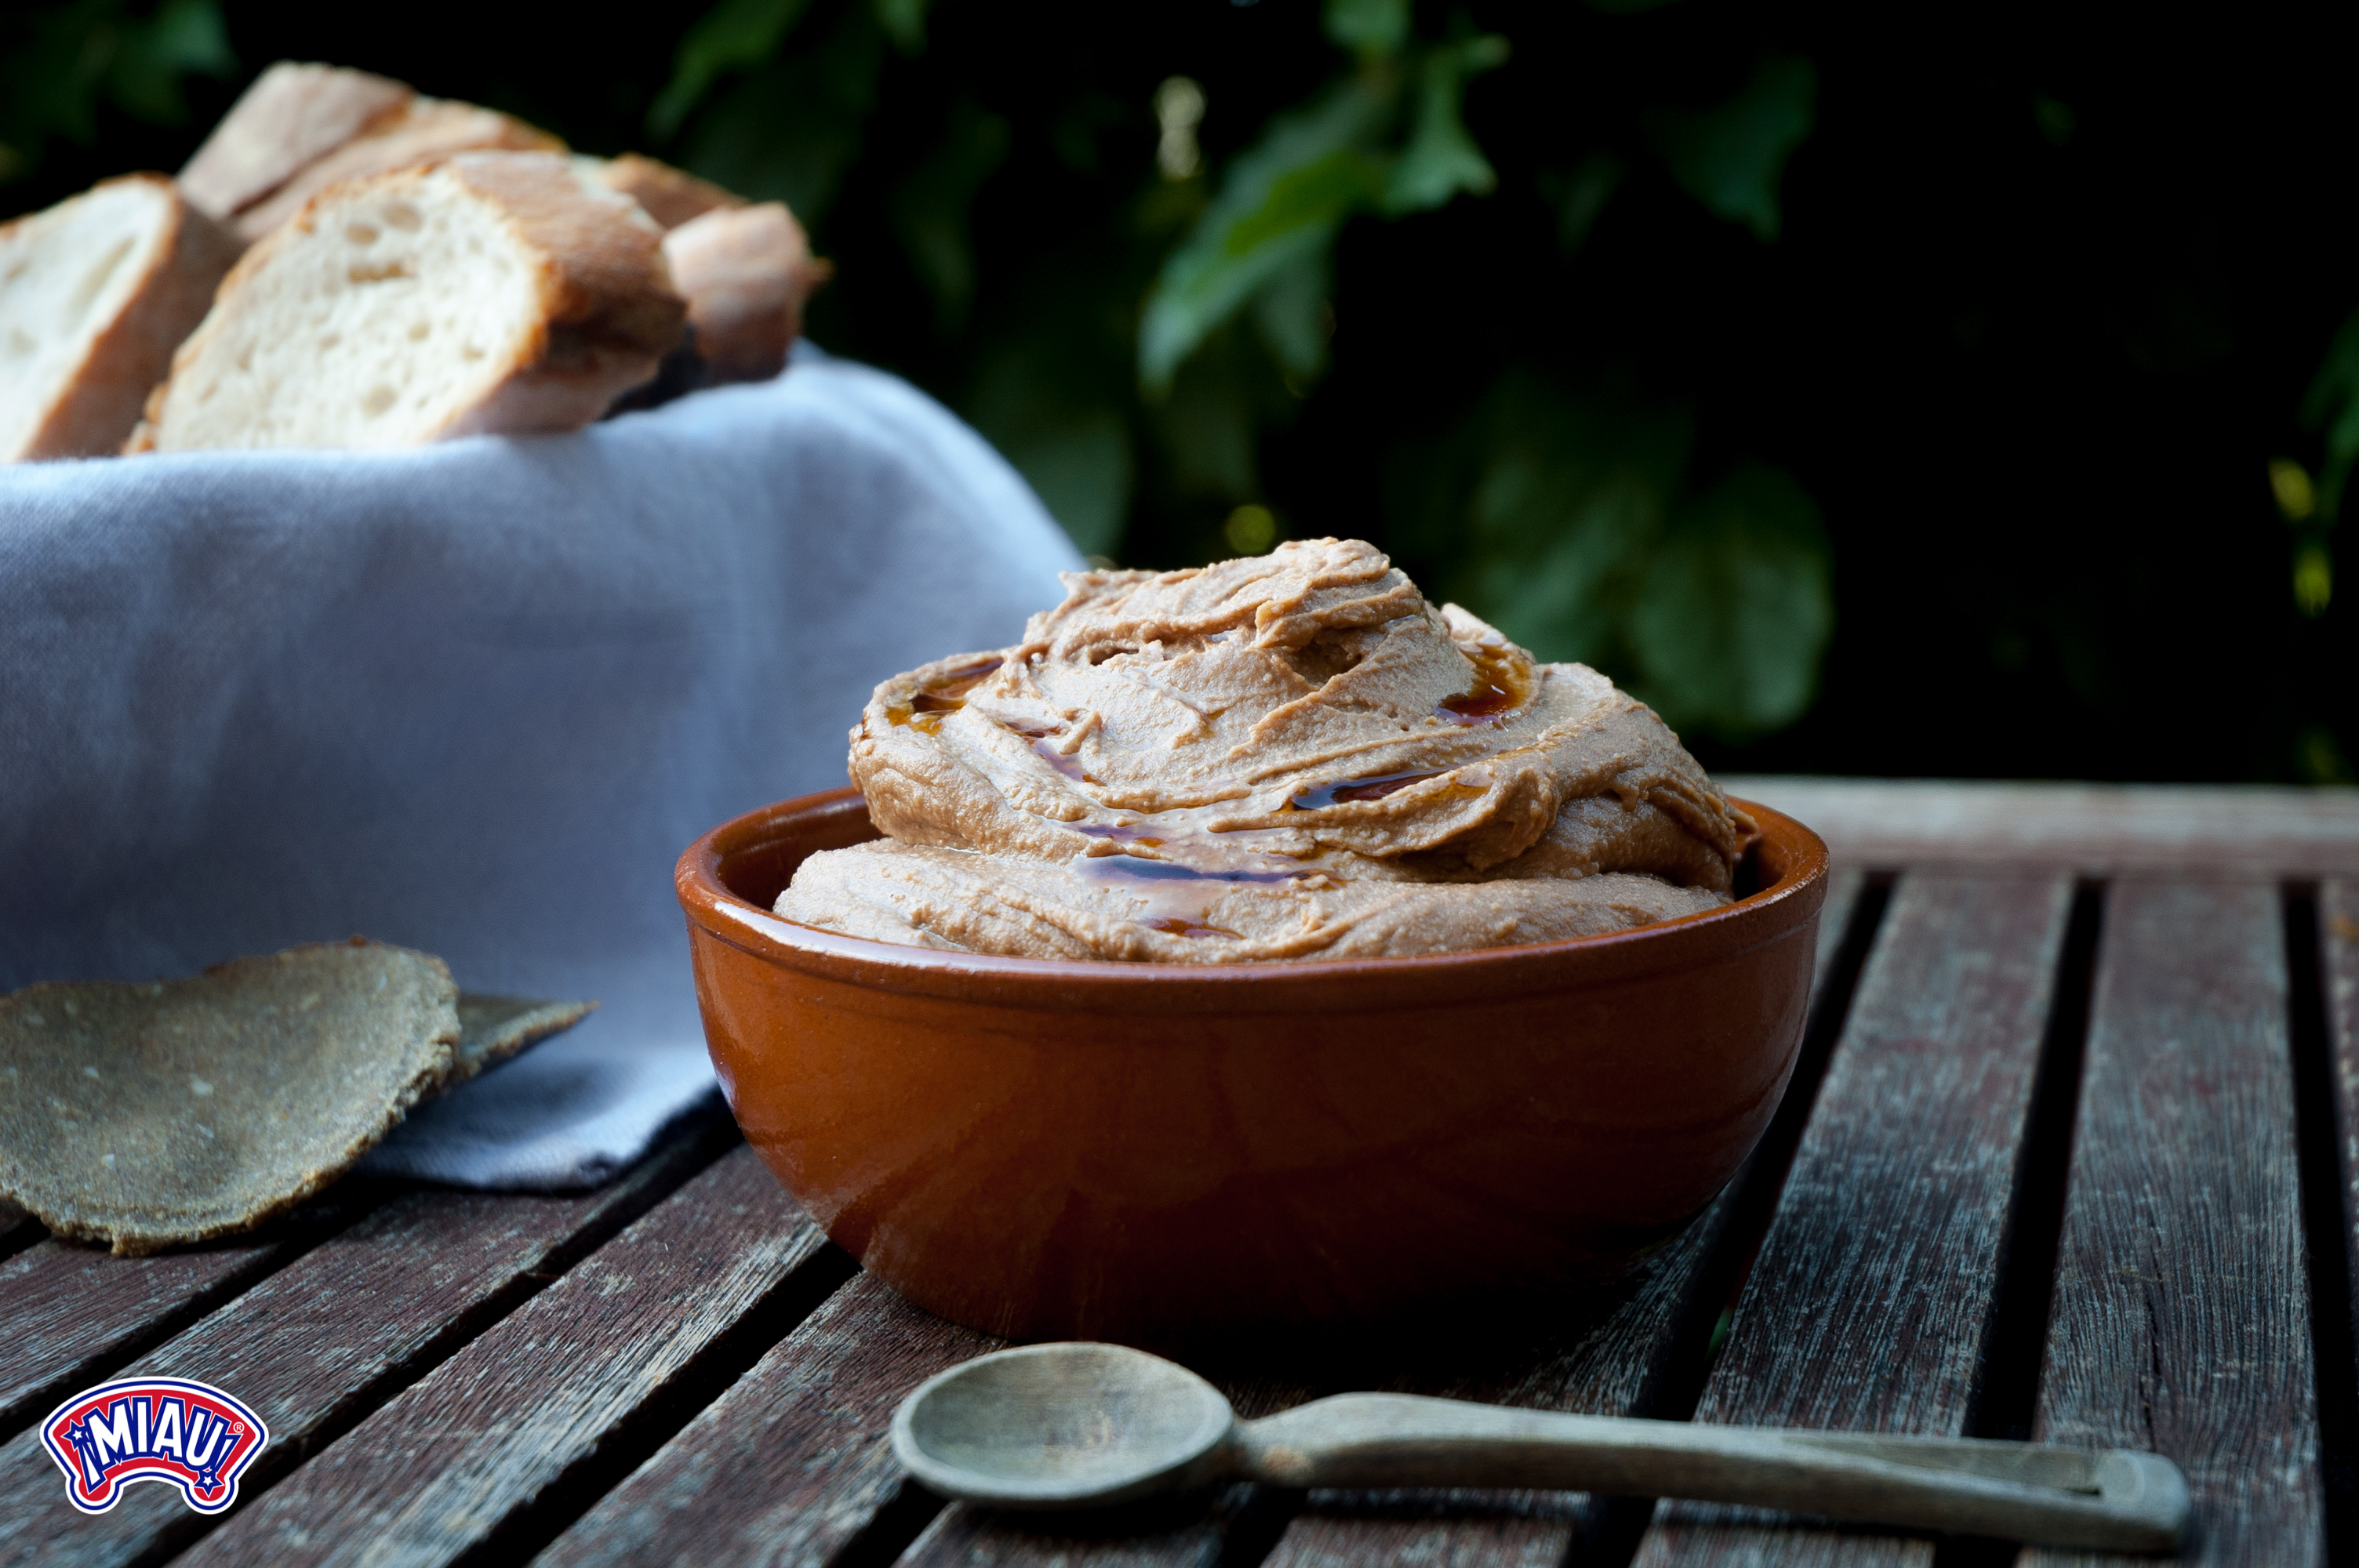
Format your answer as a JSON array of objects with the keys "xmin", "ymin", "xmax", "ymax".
[
  {"xmin": 1, "ymin": 0, "xmax": 236, "ymax": 179},
  {"xmin": 1476, "ymin": 474, "xmax": 1668, "ymax": 666},
  {"xmin": 1137, "ymin": 14, "xmax": 1507, "ymax": 393},
  {"xmin": 1148, "ymin": 324, "xmax": 1293, "ymax": 499},
  {"xmin": 1538, "ymin": 151, "xmax": 1626, "ymax": 252},
  {"xmin": 106, "ymin": 0, "xmax": 233, "ymax": 125},
  {"xmin": 1387, "ymin": 370, "xmax": 1687, "ymax": 668},
  {"xmin": 890, "ymin": 98, "xmax": 1011, "ymax": 334},
  {"xmin": 1225, "ymin": 147, "xmax": 1390, "ymax": 253},
  {"xmin": 2301, "ymin": 305, "xmax": 2359, "ymax": 525},
  {"xmin": 1645, "ymin": 53, "xmax": 1816, "ymax": 241},
  {"xmin": 1249, "ymin": 245, "xmax": 1331, "ymax": 380},
  {"xmin": 1138, "ymin": 76, "xmax": 1395, "ymax": 392},
  {"xmin": 1324, "ymin": 0, "xmax": 1410, "ymax": 60},
  {"xmin": 1, "ymin": 0, "xmax": 125, "ymax": 160},
  {"xmin": 1008, "ymin": 412, "xmax": 1132, "ymax": 557},
  {"xmin": 649, "ymin": 0, "xmax": 814, "ymax": 141},
  {"xmin": 1627, "ymin": 464, "xmax": 1833, "ymax": 739},
  {"xmin": 969, "ymin": 366, "xmax": 1132, "ymax": 557},
  {"xmin": 1456, "ymin": 376, "xmax": 1684, "ymax": 661},
  {"xmin": 681, "ymin": 4, "xmax": 885, "ymax": 227},
  {"xmin": 1386, "ymin": 33, "xmax": 1508, "ymax": 214},
  {"xmin": 873, "ymin": 0, "xmax": 929, "ymax": 53}
]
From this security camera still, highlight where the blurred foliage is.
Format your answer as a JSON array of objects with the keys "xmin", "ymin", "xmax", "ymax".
[
  {"xmin": 6, "ymin": 1, "xmax": 2358, "ymax": 780},
  {"xmin": 2289, "ymin": 307, "xmax": 2359, "ymax": 633},
  {"xmin": 1387, "ymin": 371, "xmax": 1829, "ymax": 736},
  {"xmin": 1643, "ymin": 52, "xmax": 1812, "ymax": 241},
  {"xmin": 1136, "ymin": 3, "xmax": 1507, "ymax": 392},
  {"xmin": 636, "ymin": 0, "xmax": 1834, "ymax": 739},
  {"xmin": 0, "ymin": 0, "xmax": 232, "ymax": 183}
]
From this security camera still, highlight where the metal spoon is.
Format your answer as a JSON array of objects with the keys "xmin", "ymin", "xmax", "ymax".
[{"xmin": 892, "ymin": 1343, "xmax": 2188, "ymax": 1553}]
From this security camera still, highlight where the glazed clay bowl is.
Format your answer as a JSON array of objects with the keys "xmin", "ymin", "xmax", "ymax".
[{"xmin": 676, "ymin": 789, "xmax": 1828, "ymax": 1347}]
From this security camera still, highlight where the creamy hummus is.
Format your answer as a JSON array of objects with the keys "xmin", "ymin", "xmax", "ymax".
[{"xmin": 775, "ymin": 538, "xmax": 1752, "ymax": 962}]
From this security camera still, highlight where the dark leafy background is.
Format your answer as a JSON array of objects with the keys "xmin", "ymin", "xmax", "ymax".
[{"xmin": 7, "ymin": 0, "xmax": 2356, "ymax": 781}]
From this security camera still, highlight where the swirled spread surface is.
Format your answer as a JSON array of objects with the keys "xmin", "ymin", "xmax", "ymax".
[{"xmin": 774, "ymin": 539, "xmax": 1752, "ymax": 961}]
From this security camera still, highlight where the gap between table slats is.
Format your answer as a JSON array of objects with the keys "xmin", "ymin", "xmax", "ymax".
[
  {"xmin": 0, "ymin": 1110, "xmax": 735, "ymax": 1568},
  {"xmin": 2023, "ymin": 879, "xmax": 2322, "ymax": 1568},
  {"xmin": 1630, "ymin": 871, "xmax": 2078, "ymax": 1568},
  {"xmin": 533, "ymin": 1270, "xmax": 992, "ymax": 1568},
  {"xmin": 2305, "ymin": 881, "xmax": 2359, "ymax": 1566},
  {"xmin": 163, "ymin": 1142, "xmax": 851, "ymax": 1568},
  {"xmin": 0, "ymin": 1182, "xmax": 387, "ymax": 1447},
  {"xmin": 0, "ymin": 1206, "xmax": 45, "ymax": 1269}
]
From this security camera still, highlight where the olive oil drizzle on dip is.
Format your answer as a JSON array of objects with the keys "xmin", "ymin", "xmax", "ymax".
[{"xmin": 783, "ymin": 539, "xmax": 1750, "ymax": 962}]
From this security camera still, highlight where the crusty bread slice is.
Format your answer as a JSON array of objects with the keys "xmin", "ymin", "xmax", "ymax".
[
  {"xmin": 228, "ymin": 99, "xmax": 564, "ymax": 245},
  {"xmin": 594, "ymin": 153, "xmax": 743, "ymax": 231},
  {"xmin": 178, "ymin": 62, "xmax": 415, "ymax": 222},
  {"xmin": 0, "ymin": 175, "xmax": 241, "ymax": 462},
  {"xmin": 127, "ymin": 152, "xmax": 685, "ymax": 452},
  {"xmin": 661, "ymin": 201, "xmax": 830, "ymax": 383}
]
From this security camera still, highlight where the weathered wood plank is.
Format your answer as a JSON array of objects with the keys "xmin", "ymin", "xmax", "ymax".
[
  {"xmin": 903, "ymin": 1476, "xmax": 1295, "ymax": 1568},
  {"xmin": 0, "ymin": 1120, "xmax": 726, "ymax": 1568},
  {"xmin": 1630, "ymin": 871, "xmax": 2073, "ymax": 1567},
  {"xmin": 0, "ymin": 1182, "xmax": 380, "ymax": 1442},
  {"xmin": 2024, "ymin": 880, "xmax": 2320, "ymax": 1567},
  {"xmin": 1724, "ymin": 776, "xmax": 2359, "ymax": 877},
  {"xmin": 537, "ymin": 1269, "xmax": 990, "ymax": 1568},
  {"xmin": 178, "ymin": 1145, "xmax": 830, "ymax": 1568},
  {"xmin": 2328, "ymin": 881, "xmax": 2359, "ymax": 1380},
  {"xmin": 1260, "ymin": 1215, "xmax": 1732, "ymax": 1568}
]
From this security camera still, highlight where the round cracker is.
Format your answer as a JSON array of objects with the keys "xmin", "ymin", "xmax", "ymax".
[{"xmin": 0, "ymin": 938, "xmax": 460, "ymax": 1255}]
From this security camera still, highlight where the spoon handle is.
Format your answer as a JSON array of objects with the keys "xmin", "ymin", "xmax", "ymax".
[{"xmin": 1235, "ymin": 1395, "xmax": 2186, "ymax": 1553}]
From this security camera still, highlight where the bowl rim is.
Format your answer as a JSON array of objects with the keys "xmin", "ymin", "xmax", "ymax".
[{"xmin": 676, "ymin": 789, "xmax": 1830, "ymax": 1012}]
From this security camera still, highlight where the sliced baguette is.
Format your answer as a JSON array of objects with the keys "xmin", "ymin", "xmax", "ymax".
[
  {"xmin": 177, "ymin": 62, "xmax": 415, "ymax": 222},
  {"xmin": 660, "ymin": 201, "xmax": 830, "ymax": 383},
  {"xmin": 594, "ymin": 153, "xmax": 743, "ymax": 231},
  {"xmin": 0, "ymin": 175, "xmax": 242, "ymax": 462},
  {"xmin": 228, "ymin": 98, "xmax": 564, "ymax": 245},
  {"xmin": 128, "ymin": 151, "xmax": 685, "ymax": 452}
]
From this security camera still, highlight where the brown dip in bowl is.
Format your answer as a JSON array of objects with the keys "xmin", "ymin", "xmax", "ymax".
[
  {"xmin": 676, "ymin": 788, "xmax": 1828, "ymax": 1345},
  {"xmin": 775, "ymin": 539, "xmax": 1752, "ymax": 964}
]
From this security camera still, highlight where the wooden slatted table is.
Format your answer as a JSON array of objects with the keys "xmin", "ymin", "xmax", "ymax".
[{"xmin": 5, "ymin": 778, "xmax": 2357, "ymax": 1567}]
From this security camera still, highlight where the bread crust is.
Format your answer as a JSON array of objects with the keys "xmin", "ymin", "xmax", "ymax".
[
  {"xmin": 596, "ymin": 153, "xmax": 743, "ymax": 230},
  {"xmin": 660, "ymin": 201, "xmax": 830, "ymax": 383},
  {"xmin": 129, "ymin": 151, "xmax": 686, "ymax": 451},
  {"xmin": 230, "ymin": 100, "xmax": 564, "ymax": 245},
  {"xmin": 177, "ymin": 61, "xmax": 414, "ymax": 221},
  {"xmin": 10, "ymin": 176, "xmax": 242, "ymax": 460}
]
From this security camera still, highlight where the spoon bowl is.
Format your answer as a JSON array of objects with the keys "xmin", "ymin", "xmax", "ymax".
[{"xmin": 893, "ymin": 1343, "xmax": 1238, "ymax": 1509}]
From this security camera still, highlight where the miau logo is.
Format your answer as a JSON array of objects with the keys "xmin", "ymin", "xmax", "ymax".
[{"xmin": 40, "ymin": 1377, "xmax": 269, "ymax": 1515}]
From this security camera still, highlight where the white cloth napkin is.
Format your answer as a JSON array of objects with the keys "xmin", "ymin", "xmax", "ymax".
[{"xmin": 0, "ymin": 347, "xmax": 1083, "ymax": 1189}]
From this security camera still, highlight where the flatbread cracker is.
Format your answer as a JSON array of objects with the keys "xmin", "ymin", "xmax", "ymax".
[
  {"xmin": 452, "ymin": 994, "xmax": 598, "ymax": 1081},
  {"xmin": 0, "ymin": 939, "xmax": 459, "ymax": 1255}
]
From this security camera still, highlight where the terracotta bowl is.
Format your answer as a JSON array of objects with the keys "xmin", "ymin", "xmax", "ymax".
[{"xmin": 676, "ymin": 789, "xmax": 1829, "ymax": 1347}]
